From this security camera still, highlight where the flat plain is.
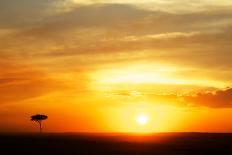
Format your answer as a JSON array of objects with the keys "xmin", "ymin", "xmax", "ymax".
[{"xmin": 0, "ymin": 133, "xmax": 231, "ymax": 155}]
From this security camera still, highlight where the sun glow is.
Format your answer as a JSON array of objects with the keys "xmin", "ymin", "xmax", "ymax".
[
  {"xmin": 91, "ymin": 64, "xmax": 187, "ymax": 85},
  {"xmin": 90, "ymin": 63, "xmax": 226, "ymax": 91},
  {"xmin": 136, "ymin": 114, "xmax": 149, "ymax": 126}
]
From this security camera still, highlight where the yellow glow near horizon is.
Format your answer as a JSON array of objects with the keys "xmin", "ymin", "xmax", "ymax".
[
  {"xmin": 109, "ymin": 103, "xmax": 188, "ymax": 133},
  {"xmin": 90, "ymin": 63, "xmax": 226, "ymax": 90},
  {"xmin": 92, "ymin": 64, "xmax": 185, "ymax": 85}
]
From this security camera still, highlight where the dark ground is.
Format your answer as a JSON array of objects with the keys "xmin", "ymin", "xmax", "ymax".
[{"xmin": 0, "ymin": 133, "xmax": 232, "ymax": 155}]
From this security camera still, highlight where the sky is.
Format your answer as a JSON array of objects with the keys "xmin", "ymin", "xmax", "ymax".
[{"xmin": 0, "ymin": 0, "xmax": 232, "ymax": 133}]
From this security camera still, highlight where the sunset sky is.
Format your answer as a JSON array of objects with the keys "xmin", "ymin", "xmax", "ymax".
[{"xmin": 1, "ymin": 0, "xmax": 232, "ymax": 133}]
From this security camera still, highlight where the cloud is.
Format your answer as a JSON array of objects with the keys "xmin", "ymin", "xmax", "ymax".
[
  {"xmin": 24, "ymin": 4, "xmax": 232, "ymax": 38},
  {"xmin": 20, "ymin": 28, "xmax": 231, "ymax": 71},
  {"xmin": 0, "ymin": 0, "xmax": 51, "ymax": 29},
  {"xmin": 2, "ymin": 5, "xmax": 232, "ymax": 60},
  {"xmin": 184, "ymin": 88, "xmax": 232, "ymax": 108},
  {"xmin": 2, "ymin": 3, "xmax": 232, "ymax": 35},
  {"xmin": 0, "ymin": 3, "xmax": 232, "ymax": 103},
  {"xmin": 106, "ymin": 87, "xmax": 232, "ymax": 108},
  {"xmin": 0, "ymin": 63, "xmax": 65, "ymax": 105},
  {"xmin": 1, "ymin": 0, "xmax": 232, "ymax": 30}
]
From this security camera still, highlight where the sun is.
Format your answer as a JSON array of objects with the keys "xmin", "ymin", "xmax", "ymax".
[{"xmin": 136, "ymin": 114, "xmax": 149, "ymax": 126}]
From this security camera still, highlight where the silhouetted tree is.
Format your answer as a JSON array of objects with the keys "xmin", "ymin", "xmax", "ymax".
[{"xmin": 31, "ymin": 114, "xmax": 48, "ymax": 133}]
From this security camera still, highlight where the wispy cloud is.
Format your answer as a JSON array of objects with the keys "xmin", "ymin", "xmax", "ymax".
[
  {"xmin": 106, "ymin": 87, "xmax": 232, "ymax": 108},
  {"xmin": 0, "ymin": 62, "xmax": 65, "ymax": 105},
  {"xmin": 0, "ymin": 3, "xmax": 232, "ymax": 108},
  {"xmin": 185, "ymin": 88, "xmax": 232, "ymax": 108}
]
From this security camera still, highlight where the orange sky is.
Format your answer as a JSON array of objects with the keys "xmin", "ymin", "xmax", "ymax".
[{"xmin": 0, "ymin": 0, "xmax": 232, "ymax": 133}]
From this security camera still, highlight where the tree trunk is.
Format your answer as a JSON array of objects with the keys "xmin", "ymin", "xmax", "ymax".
[{"xmin": 39, "ymin": 122, "xmax": 42, "ymax": 133}]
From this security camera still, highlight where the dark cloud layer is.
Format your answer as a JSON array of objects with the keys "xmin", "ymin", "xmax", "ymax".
[
  {"xmin": 185, "ymin": 88, "xmax": 232, "ymax": 108},
  {"xmin": 109, "ymin": 87, "xmax": 232, "ymax": 108},
  {"xmin": 1, "ymin": 4, "xmax": 232, "ymax": 56},
  {"xmin": 0, "ymin": 0, "xmax": 54, "ymax": 29}
]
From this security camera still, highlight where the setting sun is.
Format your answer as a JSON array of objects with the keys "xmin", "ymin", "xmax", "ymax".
[{"xmin": 136, "ymin": 114, "xmax": 149, "ymax": 126}]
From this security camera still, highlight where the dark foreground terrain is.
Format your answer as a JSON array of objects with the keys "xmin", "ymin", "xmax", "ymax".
[{"xmin": 0, "ymin": 133, "xmax": 232, "ymax": 155}]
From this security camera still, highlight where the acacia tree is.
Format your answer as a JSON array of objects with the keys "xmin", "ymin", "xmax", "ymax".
[{"xmin": 31, "ymin": 114, "xmax": 48, "ymax": 133}]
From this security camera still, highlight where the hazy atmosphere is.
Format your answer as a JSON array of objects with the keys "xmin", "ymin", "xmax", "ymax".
[{"xmin": 1, "ymin": 0, "xmax": 232, "ymax": 133}]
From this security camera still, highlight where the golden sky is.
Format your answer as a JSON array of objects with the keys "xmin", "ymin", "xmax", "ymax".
[{"xmin": 0, "ymin": 0, "xmax": 232, "ymax": 133}]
